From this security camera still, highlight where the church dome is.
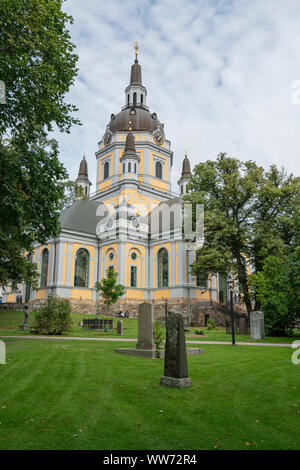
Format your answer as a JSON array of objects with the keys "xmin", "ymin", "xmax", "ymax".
[{"xmin": 108, "ymin": 107, "xmax": 163, "ymax": 134}]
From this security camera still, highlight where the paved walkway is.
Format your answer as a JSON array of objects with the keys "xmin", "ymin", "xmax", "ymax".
[{"xmin": 0, "ymin": 335, "xmax": 293, "ymax": 347}]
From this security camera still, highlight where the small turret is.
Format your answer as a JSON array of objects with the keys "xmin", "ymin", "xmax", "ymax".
[
  {"xmin": 120, "ymin": 130, "xmax": 140, "ymax": 180},
  {"xmin": 178, "ymin": 152, "xmax": 192, "ymax": 195},
  {"xmin": 75, "ymin": 154, "xmax": 92, "ymax": 197}
]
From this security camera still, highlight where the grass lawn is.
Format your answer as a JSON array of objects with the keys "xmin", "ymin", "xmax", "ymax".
[
  {"xmin": 0, "ymin": 337, "xmax": 299, "ymax": 450},
  {"xmin": 1, "ymin": 310, "xmax": 299, "ymax": 344}
]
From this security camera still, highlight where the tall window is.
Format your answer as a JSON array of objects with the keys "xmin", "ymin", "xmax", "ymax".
[
  {"xmin": 123, "ymin": 163, "xmax": 125, "ymax": 173},
  {"xmin": 155, "ymin": 161, "xmax": 162, "ymax": 179},
  {"xmin": 128, "ymin": 162, "xmax": 131, "ymax": 173},
  {"xmin": 103, "ymin": 161, "xmax": 109, "ymax": 180},
  {"xmin": 130, "ymin": 266, "xmax": 137, "ymax": 287},
  {"xmin": 141, "ymin": 94, "xmax": 143, "ymax": 104},
  {"xmin": 40, "ymin": 248, "xmax": 49, "ymax": 288},
  {"xmin": 134, "ymin": 163, "xmax": 137, "ymax": 173},
  {"xmin": 158, "ymin": 248, "xmax": 168, "ymax": 287},
  {"xmin": 74, "ymin": 248, "xmax": 89, "ymax": 287},
  {"xmin": 133, "ymin": 92, "xmax": 137, "ymax": 106}
]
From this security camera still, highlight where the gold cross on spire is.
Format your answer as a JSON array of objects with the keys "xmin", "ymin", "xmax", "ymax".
[{"xmin": 134, "ymin": 41, "xmax": 139, "ymax": 58}]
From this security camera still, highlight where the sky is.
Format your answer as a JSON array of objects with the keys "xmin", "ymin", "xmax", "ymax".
[{"xmin": 54, "ymin": 0, "xmax": 300, "ymax": 194}]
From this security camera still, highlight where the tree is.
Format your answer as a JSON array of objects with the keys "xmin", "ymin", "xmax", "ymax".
[
  {"xmin": 95, "ymin": 268, "xmax": 126, "ymax": 314},
  {"xmin": 249, "ymin": 207, "xmax": 300, "ymax": 335},
  {"xmin": 0, "ymin": 0, "xmax": 80, "ymax": 285},
  {"xmin": 185, "ymin": 153, "xmax": 300, "ymax": 314}
]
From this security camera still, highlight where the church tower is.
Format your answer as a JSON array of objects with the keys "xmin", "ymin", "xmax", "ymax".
[
  {"xmin": 178, "ymin": 152, "xmax": 192, "ymax": 195},
  {"xmin": 94, "ymin": 43, "xmax": 174, "ymax": 214},
  {"xmin": 75, "ymin": 154, "xmax": 92, "ymax": 197}
]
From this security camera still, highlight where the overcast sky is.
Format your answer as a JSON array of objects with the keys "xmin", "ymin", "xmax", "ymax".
[{"xmin": 54, "ymin": 0, "xmax": 300, "ymax": 193}]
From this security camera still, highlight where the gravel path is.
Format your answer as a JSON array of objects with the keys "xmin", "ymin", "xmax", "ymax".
[{"xmin": 0, "ymin": 335, "xmax": 293, "ymax": 347}]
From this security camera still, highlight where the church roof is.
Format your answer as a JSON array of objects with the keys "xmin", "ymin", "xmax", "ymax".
[
  {"xmin": 60, "ymin": 199, "xmax": 105, "ymax": 235},
  {"xmin": 108, "ymin": 107, "xmax": 163, "ymax": 133}
]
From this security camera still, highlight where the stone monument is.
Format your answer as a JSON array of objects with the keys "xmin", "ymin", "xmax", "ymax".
[
  {"xmin": 250, "ymin": 311, "xmax": 265, "ymax": 340},
  {"xmin": 20, "ymin": 307, "xmax": 30, "ymax": 331},
  {"xmin": 136, "ymin": 302, "xmax": 155, "ymax": 350},
  {"xmin": 115, "ymin": 302, "xmax": 156, "ymax": 358},
  {"xmin": 160, "ymin": 310, "xmax": 192, "ymax": 388},
  {"xmin": 117, "ymin": 319, "xmax": 124, "ymax": 336}
]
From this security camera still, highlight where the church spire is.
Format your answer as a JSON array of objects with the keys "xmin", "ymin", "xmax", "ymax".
[
  {"xmin": 75, "ymin": 154, "xmax": 92, "ymax": 197},
  {"xmin": 125, "ymin": 43, "xmax": 147, "ymax": 108},
  {"xmin": 178, "ymin": 151, "xmax": 192, "ymax": 196},
  {"xmin": 130, "ymin": 41, "xmax": 142, "ymax": 85}
]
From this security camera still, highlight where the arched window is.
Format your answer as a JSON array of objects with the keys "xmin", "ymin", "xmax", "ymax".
[
  {"xmin": 128, "ymin": 162, "xmax": 131, "ymax": 173},
  {"xmin": 158, "ymin": 248, "xmax": 168, "ymax": 287},
  {"xmin": 127, "ymin": 94, "xmax": 130, "ymax": 105},
  {"xmin": 155, "ymin": 161, "xmax": 162, "ymax": 179},
  {"xmin": 141, "ymin": 94, "xmax": 143, "ymax": 104},
  {"xmin": 103, "ymin": 161, "xmax": 109, "ymax": 180},
  {"xmin": 74, "ymin": 248, "xmax": 89, "ymax": 287},
  {"xmin": 134, "ymin": 163, "xmax": 137, "ymax": 173},
  {"xmin": 123, "ymin": 163, "xmax": 125, "ymax": 173},
  {"xmin": 40, "ymin": 248, "xmax": 49, "ymax": 288},
  {"xmin": 133, "ymin": 92, "xmax": 137, "ymax": 106},
  {"xmin": 85, "ymin": 186, "xmax": 87, "ymax": 195}
]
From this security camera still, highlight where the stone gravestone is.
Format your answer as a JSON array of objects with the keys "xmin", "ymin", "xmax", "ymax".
[
  {"xmin": 250, "ymin": 311, "xmax": 265, "ymax": 340},
  {"xmin": 0, "ymin": 340, "xmax": 6, "ymax": 364},
  {"xmin": 160, "ymin": 310, "xmax": 192, "ymax": 388},
  {"xmin": 20, "ymin": 307, "xmax": 30, "ymax": 331},
  {"xmin": 117, "ymin": 319, "xmax": 124, "ymax": 336},
  {"xmin": 136, "ymin": 302, "xmax": 155, "ymax": 351},
  {"xmin": 238, "ymin": 318, "xmax": 247, "ymax": 335}
]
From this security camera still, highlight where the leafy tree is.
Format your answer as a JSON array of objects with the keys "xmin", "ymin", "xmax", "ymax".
[
  {"xmin": 0, "ymin": 0, "xmax": 80, "ymax": 285},
  {"xmin": 95, "ymin": 268, "xmax": 126, "ymax": 315},
  {"xmin": 60, "ymin": 180, "xmax": 86, "ymax": 210},
  {"xmin": 249, "ymin": 208, "xmax": 300, "ymax": 335},
  {"xmin": 185, "ymin": 153, "xmax": 300, "ymax": 314}
]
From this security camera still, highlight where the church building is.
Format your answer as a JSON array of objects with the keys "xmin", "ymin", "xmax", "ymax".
[{"xmin": 22, "ymin": 46, "xmax": 230, "ymax": 321}]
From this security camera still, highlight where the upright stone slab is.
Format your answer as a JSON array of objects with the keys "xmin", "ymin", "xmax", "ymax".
[
  {"xmin": 136, "ymin": 302, "xmax": 155, "ymax": 350},
  {"xmin": 160, "ymin": 310, "xmax": 192, "ymax": 388},
  {"xmin": 250, "ymin": 311, "xmax": 265, "ymax": 340},
  {"xmin": 117, "ymin": 319, "xmax": 124, "ymax": 336}
]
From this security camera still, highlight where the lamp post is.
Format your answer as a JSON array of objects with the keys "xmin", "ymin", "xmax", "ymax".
[{"xmin": 227, "ymin": 279, "xmax": 236, "ymax": 345}]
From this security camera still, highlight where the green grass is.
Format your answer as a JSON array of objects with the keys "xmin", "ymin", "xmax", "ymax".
[
  {"xmin": 0, "ymin": 310, "xmax": 139, "ymax": 339},
  {"xmin": 1, "ymin": 310, "xmax": 299, "ymax": 344},
  {"xmin": 0, "ymin": 338, "xmax": 299, "ymax": 450},
  {"xmin": 186, "ymin": 326, "xmax": 300, "ymax": 344}
]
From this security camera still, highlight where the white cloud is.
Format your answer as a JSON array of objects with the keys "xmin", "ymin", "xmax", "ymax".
[{"xmin": 53, "ymin": 0, "xmax": 300, "ymax": 193}]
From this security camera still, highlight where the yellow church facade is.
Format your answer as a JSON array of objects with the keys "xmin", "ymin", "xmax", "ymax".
[{"xmin": 18, "ymin": 48, "xmax": 232, "ymax": 321}]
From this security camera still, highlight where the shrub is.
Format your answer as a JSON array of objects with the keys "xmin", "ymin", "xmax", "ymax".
[
  {"xmin": 195, "ymin": 329, "xmax": 204, "ymax": 335},
  {"xmin": 207, "ymin": 318, "xmax": 216, "ymax": 330},
  {"xmin": 153, "ymin": 320, "xmax": 164, "ymax": 350},
  {"xmin": 34, "ymin": 297, "xmax": 73, "ymax": 335}
]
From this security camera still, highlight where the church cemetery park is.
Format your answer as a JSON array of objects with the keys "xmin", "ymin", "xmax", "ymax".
[
  {"xmin": 0, "ymin": 336, "xmax": 299, "ymax": 450},
  {"xmin": 0, "ymin": 309, "xmax": 300, "ymax": 344}
]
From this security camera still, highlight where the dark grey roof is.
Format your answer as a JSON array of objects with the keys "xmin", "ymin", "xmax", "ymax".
[{"xmin": 60, "ymin": 199, "xmax": 106, "ymax": 235}]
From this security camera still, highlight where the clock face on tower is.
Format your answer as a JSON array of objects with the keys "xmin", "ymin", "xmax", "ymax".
[
  {"xmin": 153, "ymin": 130, "xmax": 164, "ymax": 146},
  {"xmin": 104, "ymin": 132, "xmax": 112, "ymax": 146}
]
